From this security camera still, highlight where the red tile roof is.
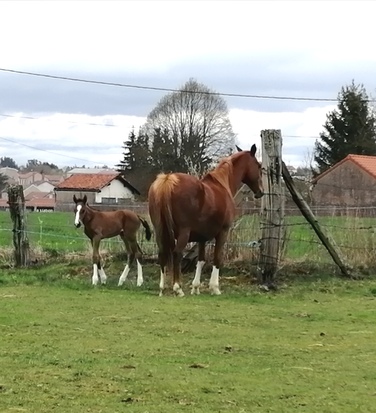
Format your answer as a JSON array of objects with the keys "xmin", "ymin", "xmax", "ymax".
[
  {"xmin": 55, "ymin": 173, "xmax": 119, "ymax": 191},
  {"xmin": 313, "ymin": 154, "xmax": 376, "ymax": 182}
]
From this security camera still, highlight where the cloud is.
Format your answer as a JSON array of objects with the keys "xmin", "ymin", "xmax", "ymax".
[{"xmin": 0, "ymin": 103, "xmax": 335, "ymax": 168}]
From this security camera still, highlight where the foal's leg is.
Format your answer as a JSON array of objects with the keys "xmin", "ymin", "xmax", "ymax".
[
  {"xmin": 172, "ymin": 230, "xmax": 190, "ymax": 297},
  {"xmin": 209, "ymin": 230, "xmax": 229, "ymax": 295},
  {"xmin": 118, "ymin": 237, "xmax": 132, "ymax": 286},
  {"xmin": 91, "ymin": 238, "xmax": 106, "ymax": 285},
  {"xmin": 191, "ymin": 242, "xmax": 206, "ymax": 295},
  {"xmin": 118, "ymin": 235, "xmax": 143, "ymax": 287}
]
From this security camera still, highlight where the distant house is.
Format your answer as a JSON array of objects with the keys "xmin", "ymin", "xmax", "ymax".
[
  {"xmin": 0, "ymin": 167, "xmax": 19, "ymax": 181},
  {"xmin": 311, "ymin": 154, "xmax": 376, "ymax": 211},
  {"xmin": 24, "ymin": 182, "xmax": 56, "ymax": 196},
  {"xmin": 54, "ymin": 173, "xmax": 140, "ymax": 211},
  {"xmin": 18, "ymin": 171, "xmax": 43, "ymax": 187}
]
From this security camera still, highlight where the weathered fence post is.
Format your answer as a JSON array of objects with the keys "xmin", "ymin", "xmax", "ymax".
[
  {"xmin": 259, "ymin": 130, "xmax": 284, "ymax": 288},
  {"xmin": 8, "ymin": 185, "xmax": 30, "ymax": 266}
]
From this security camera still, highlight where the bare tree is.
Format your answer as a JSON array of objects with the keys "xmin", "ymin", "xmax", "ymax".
[{"xmin": 144, "ymin": 78, "xmax": 236, "ymax": 174}]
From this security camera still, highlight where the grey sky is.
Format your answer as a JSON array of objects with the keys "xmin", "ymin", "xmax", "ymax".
[{"xmin": 1, "ymin": 0, "xmax": 375, "ymax": 168}]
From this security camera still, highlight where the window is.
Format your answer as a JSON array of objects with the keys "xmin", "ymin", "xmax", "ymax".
[{"xmin": 101, "ymin": 197, "xmax": 116, "ymax": 205}]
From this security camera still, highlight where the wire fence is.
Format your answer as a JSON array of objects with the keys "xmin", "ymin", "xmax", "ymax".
[{"xmin": 1, "ymin": 201, "xmax": 376, "ymax": 272}]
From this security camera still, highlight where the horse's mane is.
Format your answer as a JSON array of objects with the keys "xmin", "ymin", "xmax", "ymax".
[{"xmin": 203, "ymin": 157, "xmax": 233, "ymax": 198}]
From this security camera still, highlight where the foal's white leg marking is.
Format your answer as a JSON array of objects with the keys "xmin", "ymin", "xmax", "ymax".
[
  {"xmin": 118, "ymin": 265, "xmax": 130, "ymax": 286},
  {"xmin": 173, "ymin": 282, "xmax": 185, "ymax": 297},
  {"xmin": 191, "ymin": 260, "xmax": 205, "ymax": 295},
  {"xmin": 209, "ymin": 266, "xmax": 221, "ymax": 295},
  {"xmin": 136, "ymin": 259, "xmax": 143, "ymax": 287},
  {"xmin": 74, "ymin": 205, "xmax": 82, "ymax": 226},
  {"xmin": 92, "ymin": 264, "xmax": 99, "ymax": 285},
  {"xmin": 159, "ymin": 269, "xmax": 166, "ymax": 297},
  {"xmin": 99, "ymin": 267, "xmax": 107, "ymax": 284}
]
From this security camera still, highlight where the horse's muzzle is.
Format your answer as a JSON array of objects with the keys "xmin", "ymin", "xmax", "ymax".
[
  {"xmin": 75, "ymin": 222, "xmax": 81, "ymax": 228},
  {"xmin": 254, "ymin": 191, "xmax": 264, "ymax": 199}
]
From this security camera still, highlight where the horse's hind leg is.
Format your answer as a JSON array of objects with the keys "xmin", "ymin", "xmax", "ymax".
[
  {"xmin": 158, "ymin": 251, "xmax": 168, "ymax": 297},
  {"xmin": 191, "ymin": 242, "xmax": 206, "ymax": 295},
  {"xmin": 118, "ymin": 236, "xmax": 143, "ymax": 287},
  {"xmin": 209, "ymin": 230, "xmax": 229, "ymax": 295},
  {"xmin": 91, "ymin": 238, "xmax": 106, "ymax": 285}
]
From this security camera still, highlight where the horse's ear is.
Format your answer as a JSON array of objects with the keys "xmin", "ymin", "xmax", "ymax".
[
  {"xmin": 236, "ymin": 145, "xmax": 243, "ymax": 152},
  {"xmin": 250, "ymin": 144, "xmax": 257, "ymax": 156},
  {"xmin": 73, "ymin": 194, "xmax": 77, "ymax": 203},
  {"xmin": 83, "ymin": 194, "xmax": 87, "ymax": 204}
]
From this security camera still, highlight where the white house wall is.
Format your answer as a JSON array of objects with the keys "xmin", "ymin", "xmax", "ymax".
[{"xmin": 94, "ymin": 179, "xmax": 134, "ymax": 203}]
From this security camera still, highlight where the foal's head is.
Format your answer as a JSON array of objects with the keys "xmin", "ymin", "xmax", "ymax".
[
  {"xmin": 73, "ymin": 194, "xmax": 88, "ymax": 228},
  {"xmin": 235, "ymin": 144, "xmax": 264, "ymax": 199}
]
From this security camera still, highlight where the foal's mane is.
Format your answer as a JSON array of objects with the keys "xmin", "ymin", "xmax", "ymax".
[{"xmin": 203, "ymin": 156, "xmax": 233, "ymax": 198}]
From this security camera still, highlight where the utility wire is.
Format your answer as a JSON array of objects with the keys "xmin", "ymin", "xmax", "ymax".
[{"xmin": 0, "ymin": 67, "xmax": 349, "ymax": 103}]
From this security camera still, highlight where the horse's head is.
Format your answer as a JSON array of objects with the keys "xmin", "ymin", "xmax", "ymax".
[
  {"xmin": 235, "ymin": 144, "xmax": 264, "ymax": 199},
  {"xmin": 73, "ymin": 194, "xmax": 88, "ymax": 228}
]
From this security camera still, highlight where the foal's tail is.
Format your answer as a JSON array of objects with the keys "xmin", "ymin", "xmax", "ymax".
[
  {"xmin": 148, "ymin": 173, "xmax": 177, "ymax": 267},
  {"xmin": 138, "ymin": 216, "xmax": 152, "ymax": 241}
]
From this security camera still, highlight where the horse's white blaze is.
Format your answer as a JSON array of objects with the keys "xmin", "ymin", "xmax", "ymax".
[
  {"xmin": 99, "ymin": 267, "xmax": 107, "ymax": 284},
  {"xmin": 209, "ymin": 266, "xmax": 221, "ymax": 295},
  {"xmin": 159, "ymin": 269, "xmax": 166, "ymax": 297},
  {"xmin": 92, "ymin": 263, "xmax": 99, "ymax": 285},
  {"xmin": 118, "ymin": 265, "xmax": 130, "ymax": 286},
  {"xmin": 191, "ymin": 260, "xmax": 205, "ymax": 295},
  {"xmin": 173, "ymin": 282, "xmax": 185, "ymax": 297},
  {"xmin": 74, "ymin": 205, "xmax": 82, "ymax": 226},
  {"xmin": 136, "ymin": 259, "xmax": 143, "ymax": 287}
]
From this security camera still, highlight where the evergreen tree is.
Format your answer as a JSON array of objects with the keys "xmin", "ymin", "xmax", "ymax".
[
  {"xmin": 0, "ymin": 173, "xmax": 8, "ymax": 192},
  {"xmin": 314, "ymin": 81, "xmax": 376, "ymax": 174},
  {"xmin": 116, "ymin": 128, "xmax": 154, "ymax": 199},
  {"xmin": 0, "ymin": 157, "xmax": 18, "ymax": 169},
  {"xmin": 116, "ymin": 128, "xmax": 137, "ymax": 173},
  {"xmin": 151, "ymin": 128, "xmax": 178, "ymax": 173}
]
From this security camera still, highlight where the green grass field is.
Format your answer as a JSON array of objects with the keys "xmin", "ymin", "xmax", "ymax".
[{"xmin": 1, "ymin": 265, "xmax": 376, "ymax": 413}]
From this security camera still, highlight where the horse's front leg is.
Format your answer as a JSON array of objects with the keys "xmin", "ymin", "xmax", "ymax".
[
  {"xmin": 91, "ymin": 238, "xmax": 105, "ymax": 285},
  {"xmin": 209, "ymin": 230, "xmax": 229, "ymax": 295},
  {"xmin": 191, "ymin": 242, "xmax": 206, "ymax": 295}
]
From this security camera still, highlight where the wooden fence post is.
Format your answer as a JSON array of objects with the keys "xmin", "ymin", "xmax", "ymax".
[
  {"xmin": 259, "ymin": 130, "xmax": 284, "ymax": 288},
  {"xmin": 8, "ymin": 185, "xmax": 30, "ymax": 266}
]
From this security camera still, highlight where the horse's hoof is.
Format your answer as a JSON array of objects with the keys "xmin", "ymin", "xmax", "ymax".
[
  {"xmin": 191, "ymin": 287, "xmax": 200, "ymax": 295},
  {"xmin": 210, "ymin": 287, "xmax": 221, "ymax": 296}
]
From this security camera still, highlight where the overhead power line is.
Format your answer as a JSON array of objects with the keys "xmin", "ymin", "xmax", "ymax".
[
  {"xmin": 0, "ymin": 67, "xmax": 344, "ymax": 103},
  {"xmin": 0, "ymin": 136, "xmax": 106, "ymax": 165}
]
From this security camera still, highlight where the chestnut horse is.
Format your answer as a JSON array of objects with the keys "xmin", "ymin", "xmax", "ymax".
[
  {"xmin": 73, "ymin": 195, "xmax": 152, "ymax": 287},
  {"xmin": 148, "ymin": 144, "xmax": 263, "ymax": 297}
]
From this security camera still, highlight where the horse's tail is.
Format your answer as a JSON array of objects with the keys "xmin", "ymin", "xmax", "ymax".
[
  {"xmin": 148, "ymin": 173, "xmax": 177, "ymax": 267},
  {"xmin": 138, "ymin": 216, "xmax": 152, "ymax": 241}
]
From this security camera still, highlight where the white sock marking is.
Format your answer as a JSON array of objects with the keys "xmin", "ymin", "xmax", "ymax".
[
  {"xmin": 173, "ymin": 282, "xmax": 185, "ymax": 297},
  {"xmin": 118, "ymin": 265, "xmax": 130, "ymax": 286},
  {"xmin": 99, "ymin": 267, "xmax": 107, "ymax": 284},
  {"xmin": 136, "ymin": 259, "xmax": 143, "ymax": 287},
  {"xmin": 159, "ymin": 269, "xmax": 165, "ymax": 297},
  {"xmin": 191, "ymin": 260, "xmax": 205, "ymax": 295},
  {"xmin": 209, "ymin": 266, "xmax": 221, "ymax": 295},
  {"xmin": 92, "ymin": 264, "xmax": 99, "ymax": 285}
]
